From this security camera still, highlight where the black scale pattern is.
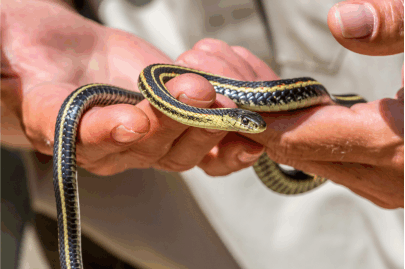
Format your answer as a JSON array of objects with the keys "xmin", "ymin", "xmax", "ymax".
[
  {"xmin": 140, "ymin": 65, "xmax": 249, "ymax": 122},
  {"xmin": 215, "ymin": 83, "xmax": 326, "ymax": 107},
  {"xmin": 53, "ymin": 85, "xmax": 144, "ymax": 269},
  {"xmin": 143, "ymin": 64, "xmax": 329, "ymax": 110},
  {"xmin": 333, "ymin": 94, "xmax": 367, "ymax": 107}
]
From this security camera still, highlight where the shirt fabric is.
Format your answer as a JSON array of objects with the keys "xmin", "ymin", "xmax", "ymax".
[{"xmin": 26, "ymin": 0, "xmax": 404, "ymax": 268}]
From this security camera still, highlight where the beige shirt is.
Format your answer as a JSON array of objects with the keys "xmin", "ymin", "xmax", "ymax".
[{"xmin": 27, "ymin": 0, "xmax": 404, "ymax": 268}]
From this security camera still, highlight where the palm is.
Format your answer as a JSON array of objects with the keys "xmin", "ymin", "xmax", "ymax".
[
  {"xmin": 3, "ymin": 1, "xmax": 172, "ymax": 163},
  {"xmin": 6, "ymin": 7, "xmax": 171, "ymax": 94}
]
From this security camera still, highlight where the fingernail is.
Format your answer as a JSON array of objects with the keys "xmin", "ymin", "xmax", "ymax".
[
  {"xmin": 237, "ymin": 151, "xmax": 263, "ymax": 163},
  {"xmin": 112, "ymin": 125, "xmax": 145, "ymax": 143},
  {"xmin": 179, "ymin": 93, "xmax": 213, "ymax": 106},
  {"xmin": 335, "ymin": 4, "xmax": 374, "ymax": 38}
]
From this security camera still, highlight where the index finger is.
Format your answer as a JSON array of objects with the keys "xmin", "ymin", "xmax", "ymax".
[{"xmin": 125, "ymin": 73, "xmax": 218, "ymax": 159}]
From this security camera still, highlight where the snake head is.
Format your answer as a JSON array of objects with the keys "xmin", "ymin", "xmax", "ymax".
[{"xmin": 225, "ymin": 109, "xmax": 266, "ymax": 133}]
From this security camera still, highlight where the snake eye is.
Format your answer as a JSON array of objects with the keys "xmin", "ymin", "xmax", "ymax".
[{"xmin": 242, "ymin": 117, "xmax": 249, "ymax": 126}]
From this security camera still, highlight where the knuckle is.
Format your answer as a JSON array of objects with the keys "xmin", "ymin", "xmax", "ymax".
[
  {"xmin": 177, "ymin": 50, "xmax": 202, "ymax": 64},
  {"xmin": 231, "ymin": 45, "xmax": 251, "ymax": 55},
  {"xmin": 363, "ymin": 1, "xmax": 403, "ymax": 54},
  {"xmin": 193, "ymin": 38, "xmax": 227, "ymax": 52}
]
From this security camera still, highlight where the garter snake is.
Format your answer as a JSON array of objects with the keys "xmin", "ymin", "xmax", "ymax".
[{"xmin": 53, "ymin": 63, "xmax": 366, "ymax": 269}]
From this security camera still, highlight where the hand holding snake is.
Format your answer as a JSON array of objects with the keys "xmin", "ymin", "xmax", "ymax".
[
  {"xmin": 176, "ymin": 38, "xmax": 403, "ymax": 209},
  {"xmin": 2, "ymin": 2, "xmax": 403, "ymax": 269}
]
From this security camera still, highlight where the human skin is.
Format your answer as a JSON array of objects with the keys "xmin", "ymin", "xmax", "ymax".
[
  {"xmin": 175, "ymin": 0, "xmax": 404, "ymax": 209},
  {"xmin": 1, "ymin": 0, "xmax": 403, "ymax": 208},
  {"xmin": 1, "ymin": 0, "xmax": 263, "ymax": 175}
]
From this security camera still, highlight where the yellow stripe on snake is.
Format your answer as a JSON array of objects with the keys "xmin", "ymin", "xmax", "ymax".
[{"xmin": 53, "ymin": 63, "xmax": 367, "ymax": 269}]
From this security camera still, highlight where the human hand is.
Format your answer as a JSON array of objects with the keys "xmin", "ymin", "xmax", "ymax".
[
  {"xmin": 1, "ymin": 0, "xmax": 242, "ymax": 175},
  {"xmin": 327, "ymin": 0, "xmax": 403, "ymax": 55},
  {"xmin": 327, "ymin": 0, "xmax": 404, "ymax": 97},
  {"xmin": 177, "ymin": 38, "xmax": 403, "ymax": 209}
]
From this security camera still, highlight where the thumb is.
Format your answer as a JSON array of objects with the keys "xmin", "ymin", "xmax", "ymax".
[{"xmin": 327, "ymin": 0, "xmax": 404, "ymax": 55}]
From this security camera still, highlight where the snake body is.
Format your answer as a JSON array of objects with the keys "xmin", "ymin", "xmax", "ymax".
[{"xmin": 53, "ymin": 63, "xmax": 366, "ymax": 269}]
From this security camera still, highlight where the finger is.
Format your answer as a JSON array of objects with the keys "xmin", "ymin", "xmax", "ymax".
[
  {"xmin": 245, "ymin": 98, "xmax": 403, "ymax": 165},
  {"xmin": 191, "ymin": 38, "xmax": 258, "ymax": 80},
  {"xmin": 22, "ymin": 82, "xmax": 150, "ymax": 157},
  {"xmin": 22, "ymin": 83, "xmax": 77, "ymax": 155},
  {"xmin": 156, "ymin": 129, "xmax": 228, "ymax": 172},
  {"xmin": 22, "ymin": 83, "xmax": 150, "ymax": 176},
  {"xmin": 327, "ymin": 0, "xmax": 404, "ymax": 55},
  {"xmin": 176, "ymin": 49, "xmax": 248, "ymax": 80},
  {"xmin": 270, "ymin": 157, "xmax": 403, "ymax": 209},
  {"xmin": 231, "ymin": 46, "xmax": 280, "ymax": 80},
  {"xmin": 76, "ymin": 104, "xmax": 149, "ymax": 163},
  {"xmin": 77, "ymin": 74, "xmax": 219, "ymax": 174},
  {"xmin": 157, "ymin": 85, "xmax": 237, "ymax": 171},
  {"xmin": 118, "ymin": 73, "xmax": 218, "ymax": 163},
  {"xmin": 80, "ymin": 93, "xmax": 234, "ymax": 175},
  {"xmin": 198, "ymin": 133, "xmax": 264, "ymax": 177}
]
